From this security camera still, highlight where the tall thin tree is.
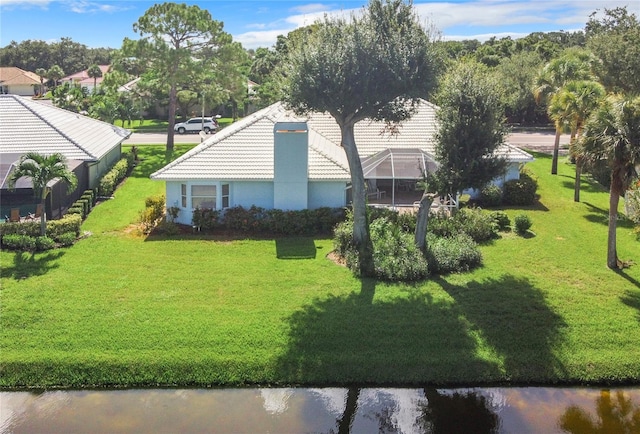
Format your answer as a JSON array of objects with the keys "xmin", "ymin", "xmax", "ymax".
[{"xmin": 577, "ymin": 95, "xmax": 640, "ymax": 269}]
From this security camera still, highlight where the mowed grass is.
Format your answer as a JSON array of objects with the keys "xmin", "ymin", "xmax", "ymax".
[{"xmin": 1, "ymin": 147, "xmax": 639, "ymax": 389}]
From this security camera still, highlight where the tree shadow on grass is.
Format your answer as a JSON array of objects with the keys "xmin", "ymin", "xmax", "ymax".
[
  {"xmin": 433, "ymin": 274, "xmax": 567, "ymax": 383},
  {"xmin": 583, "ymin": 202, "xmax": 636, "ymax": 229},
  {"xmin": 622, "ymin": 290, "xmax": 640, "ymax": 323},
  {"xmin": 0, "ymin": 250, "xmax": 64, "ymax": 280},
  {"xmin": 275, "ymin": 278, "xmax": 505, "ymax": 386},
  {"xmin": 275, "ymin": 237, "xmax": 317, "ymax": 259}
]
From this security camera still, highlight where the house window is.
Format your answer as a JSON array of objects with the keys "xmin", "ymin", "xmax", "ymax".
[
  {"xmin": 181, "ymin": 184, "xmax": 187, "ymax": 208},
  {"xmin": 191, "ymin": 185, "xmax": 216, "ymax": 209},
  {"xmin": 222, "ymin": 184, "xmax": 229, "ymax": 208}
]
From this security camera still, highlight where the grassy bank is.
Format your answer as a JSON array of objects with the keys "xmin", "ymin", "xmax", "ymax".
[{"xmin": 1, "ymin": 147, "xmax": 639, "ymax": 389}]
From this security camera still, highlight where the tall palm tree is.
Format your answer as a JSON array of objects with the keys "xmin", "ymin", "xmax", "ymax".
[
  {"xmin": 35, "ymin": 67, "xmax": 47, "ymax": 95},
  {"xmin": 8, "ymin": 153, "xmax": 78, "ymax": 236},
  {"xmin": 577, "ymin": 95, "xmax": 640, "ymax": 269},
  {"xmin": 46, "ymin": 65, "xmax": 65, "ymax": 90},
  {"xmin": 533, "ymin": 50, "xmax": 595, "ymax": 175},
  {"xmin": 552, "ymin": 80, "xmax": 605, "ymax": 202},
  {"xmin": 87, "ymin": 64, "xmax": 103, "ymax": 91}
]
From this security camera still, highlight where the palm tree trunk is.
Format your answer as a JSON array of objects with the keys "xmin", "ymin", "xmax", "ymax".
[
  {"xmin": 608, "ymin": 184, "xmax": 621, "ymax": 269},
  {"xmin": 341, "ymin": 123, "xmax": 375, "ymax": 277},
  {"xmin": 551, "ymin": 128, "xmax": 561, "ymax": 175},
  {"xmin": 574, "ymin": 156, "xmax": 582, "ymax": 203}
]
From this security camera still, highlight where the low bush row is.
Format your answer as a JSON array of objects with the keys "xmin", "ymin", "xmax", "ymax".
[
  {"xmin": 97, "ymin": 153, "xmax": 135, "ymax": 198},
  {"xmin": 0, "ymin": 214, "xmax": 82, "ymax": 251},
  {"xmin": 67, "ymin": 190, "xmax": 96, "ymax": 219},
  {"xmin": 189, "ymin": 205, "xmax": 346, "ymax": 236}
]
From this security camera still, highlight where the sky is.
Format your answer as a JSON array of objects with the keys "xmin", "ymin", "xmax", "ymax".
[{"xmin": 0, "ymin": 0, "xmax": 638, "ymax": 50}]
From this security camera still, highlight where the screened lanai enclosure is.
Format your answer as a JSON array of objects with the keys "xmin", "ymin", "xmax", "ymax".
[{"xmin": 362, "ymin": 148, "xmax": 439, "ymax": 207}]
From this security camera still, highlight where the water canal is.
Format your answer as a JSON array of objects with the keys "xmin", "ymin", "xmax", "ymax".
[{"xmin": 2, "ymin": 387, "xmax": 639, "ymax": 433}]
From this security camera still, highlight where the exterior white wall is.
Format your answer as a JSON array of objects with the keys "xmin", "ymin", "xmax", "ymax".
[
  {"xmin": 308, "ymin": 181, "xmax": 347, "ymax": 209},
  {"xmin": 4, "ymin": 84, "xmax": 37, "ymax": 96},
  {"xmin": 232, "ymin": 181, "xmax": 274, "ymax": 209},
  {"xmin": 88, "ymin": 145, "xmax": 122, "ymax": 189}
]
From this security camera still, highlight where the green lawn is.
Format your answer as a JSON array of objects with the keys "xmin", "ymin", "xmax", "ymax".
[{"xmin": 1, "ymin": 146, "xmax": 639, "ymax": 389}]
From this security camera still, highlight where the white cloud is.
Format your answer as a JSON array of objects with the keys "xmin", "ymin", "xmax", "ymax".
[
  {"xmin": 0, "ymin": 0, "xmax": 49, "ymax": 8},
  {"xmin": 290, "ymin": 3, "xmax": 333, "ymax": 14},
  {"xmin": 64, "ymin": 0, "xmax": 130, "ymax": 14}
]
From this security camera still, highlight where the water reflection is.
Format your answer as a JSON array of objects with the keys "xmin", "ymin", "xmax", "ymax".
[{"xmin": 1, "ymin": 387, "xmax": 639, "ymax": 433}]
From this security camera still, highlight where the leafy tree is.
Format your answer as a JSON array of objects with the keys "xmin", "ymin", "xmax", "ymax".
[
  {"xmin": 433, "ymin": 60, "xmax": 508, "ymax": 200},
  {"xmin": 8, "ymin": 153, "xmax": 78, "ymax": 236},
  {"xmin": 0, "ymin": 39, "xmax": 52, "ymax": 71},
  {"xmin": 283, "ymin": 0, "xmax": 441, "ymax": 276},
  {"xmin": 577, "ymin": 94, "xmax": 640, "ymax": 269},
  {"xmin": 87, "ymin": 64, "xmax": 103, "ymax": 91},
  {"xmin": 586, "ymin": 6, "xmax": 640, "ymax": 95},
  {"xmin": 533, "ymin": 49, "xmax": 595, "ymax": 174},
  {"xmin": 495, "ymin": 51, "xmax": 545, "ymax": 124},
  {"xmin": 551, "ymin": 80, "xmax": 605, "ymax": 202},
  {"xmin": 122, "ymin": 2, "xmax": 234, "ymax": 152},
  {"xmin": 46, "ymin": 64, "xmax": 65, "ymax": 89},
  {"xmin": 89, "ymin": 93, "xmax": 121, "ymax": 123},
  {"xmin": 51, "ymin": 37, "xmax": 90, "ymax": 76},
  {"xmin": 51, "ymin": 82, "xmax": 90, "ymax": 112}
]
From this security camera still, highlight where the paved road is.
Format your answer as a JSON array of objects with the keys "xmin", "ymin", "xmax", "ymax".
[{"xmin": 125, "ymin": 130, "xmax": 571, "ymax": 155}]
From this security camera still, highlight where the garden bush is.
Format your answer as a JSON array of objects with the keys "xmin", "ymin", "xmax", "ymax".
[
  {"xmin": 54, "ymin": 232, "xmax": 77, "ymax": 247},
  {"xmin": 369, "ymin": 217, "xmax": 429, "ymax": 281},
  {"xmin": 139, "ymin": 195, "xmax": 166, "ymax": 234},
  {"xmin": 490, "ymin": 211, "xmax": 511, "ymax": 231},
  {"xmin": 503, "ymin": 171, "xmax": 538, "ymax": 206},
  {"xmin": 428, "ymin": 208, "xmax": 498, "ymax": 243},
  {"xmin": 426, "ymin": 233, "xmax": 482, "ymax": 274},
  {"xmin": 0, "ymin": 214, "xmax": 81, "ymax": 239},
  {"xmin": 2, "ymin": 234, "xmax": 36, "ymax": 251},
  {"xmin": 98, "ymin": 157, "xmax": 131, "ymax": 197},
  {"xmin": 35, "ymin": 236, "xmax": 55, "ymax": 251},
  {"xmin": 479, "ymin": 184, "xmax": 503, "ymax": 207},
  {"xmin": 192, "ymin": 207, "xmax": 222, "ymax": 231},
  {"xmin": 514, "ymin": 214, "xmax": 533, "ymax": 235},
  {"xmin": 66, "ymin": 205, "xmax": 85, "ymax": 219}
]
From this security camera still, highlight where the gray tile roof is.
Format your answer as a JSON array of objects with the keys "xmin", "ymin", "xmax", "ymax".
[
  {"xmin": 151, "ymin": 100, "xmax": 533, "ymax": 181},
  {"xmin": 0, "ymin": 95, "xmax": 131, "ymax": 161}
]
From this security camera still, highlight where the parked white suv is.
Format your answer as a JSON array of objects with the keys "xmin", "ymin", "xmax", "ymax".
[{"xmin": 174, "ymin": 117, "xmax": 218, "ymax": 134}]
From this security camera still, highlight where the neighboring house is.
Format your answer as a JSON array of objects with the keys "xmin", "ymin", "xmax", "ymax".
[
  {"xmin": 0, "ymin": 67, "xmax": 43, "ymax": 96},
  {"xmin": 62, "ymin": 65, "xmax": 110, "ymax": 92},
  {"xmin": 0, "ymin": 94, "xmax": 131, "ymax": 218},
  {"xmin": 152, "ymin": 100, "xmax": 534, "ymax": 226}
]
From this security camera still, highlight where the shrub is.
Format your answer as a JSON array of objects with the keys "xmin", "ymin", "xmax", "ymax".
[
  {"xmin": 369, "ymin": 217, "xmax": 429, "ymax": 281},
  {"xmin": 139, "ymin": 195, "xmax": 166, "ymax": 235},
  {"xmin": 35, "ymin": 236, "xmax": 55, "ymax": 251},
  {"xmin": 98, "ymin": 157, "xmax": 130, "ymax": 197},
  {"xmin": 455, "ymin": 208, "xmax": 499, "ymax": 243},
  {"xmin": 503, "ymin": 171, "xmax": 538, "ymax": 206},
  {"xmin": 426, "ymin": 233, "xmax": 482, "ymax": 274},
  {"xmin": 2, "ymin": 234, "xmax": 36, "ymax": 251},
  {"xmin": 48, "ymin": 215, "xmax": 82, "ymax": 238},
  {"xmin": 192, "ymin": 207, "xmax": 221, "ymax": 231},
  {"xmin": 54, "ymin": 232, "xmax": 77, "ymax": 247},
  {"xmin": 479, "ymin": 185, "xmax": 503, "ymax": 207},
  {"xmin": 514, "ymin": 214, "xmax": 533, "ymax": 235},
  {"xmin": 66, "ymin": 205, "xmax": 85, "ymax": 219},
  {"xmin": 490, "ymin": 211, "xmax": 511, "ymax": 231}
]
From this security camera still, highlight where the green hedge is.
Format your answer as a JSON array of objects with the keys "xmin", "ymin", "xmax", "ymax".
[
  {"xmin": 97, "ymin": 155, "xmax": 134, "ymax": 197},
  {"xmin": 0, "ymin": 214, "xmax": 82, "ymax": 239}
]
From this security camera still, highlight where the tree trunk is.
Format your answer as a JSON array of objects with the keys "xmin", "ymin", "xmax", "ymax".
[
  {"xmin": 551, "ymin": 128, "xmax": 561, "ymax": 175},
  {"xmin": 167, "ymin": 83, "xmax": 177, "ymax": 153},
  {"xmin": 573, "ymin": 156, "xmax": 582, "ymax": 203},
  {"xmin": 341, "ymin": 122, "xmax": 375, "ymax": 277},
  {"xmin": 415, "ymin": 192, "xmax": 437, "ymax": 252},
  {"xmin": 39, "ymin": 200, "xmax": 46, "ymax": 236},
  {"xmin": 607, "ymin": 190, "xmax": 621, "ymax": 269}
]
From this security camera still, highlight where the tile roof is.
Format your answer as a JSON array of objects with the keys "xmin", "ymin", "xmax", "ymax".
[
  {"xmin": 0, "ymin": 67, "xmax": 41, "ymax": 86},
  {"xmin": 0, "ymin": 95, "xmax": 131, "ymax": 161},
  {"xmin": 151, "ymin": 100, "xmax": 533, "ymax": 181}
]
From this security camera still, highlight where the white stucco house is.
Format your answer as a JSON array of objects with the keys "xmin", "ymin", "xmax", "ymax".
[{"xmin": 151, "ymin": 100, "xmax": 534, "ymax": 226}]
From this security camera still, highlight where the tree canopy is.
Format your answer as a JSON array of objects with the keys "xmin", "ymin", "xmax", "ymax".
[
  {"xmin": 121, "ymin": 2, "xmax": 237, "ymax": 151},
  {"xmin": 283, "ymin": 0, "xmax": 442, "ymax": 276}
]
